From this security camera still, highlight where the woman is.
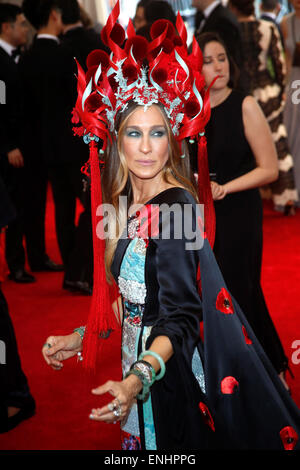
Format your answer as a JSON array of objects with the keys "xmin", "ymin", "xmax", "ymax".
[
  {"xmin": 41, "ymin": 2, "xmax": 300, "ymax": 450},
  {"xmin": 197, "ymin": 31, "xmax": 290, "ymax": 387},
  {"xmin": 229, "ymin": 0, "xmax": 298, "ymax": 214},
  {"xmin": 282, "ymin": 0, "xmax": 300, "ymax": 206},
  {"xmin": 42, "ymin": 100, "xmax": 300, "ymax": 451},
  {"xmin": 43, "ymin": 103, "xmax": 208, "ymax": 450}
]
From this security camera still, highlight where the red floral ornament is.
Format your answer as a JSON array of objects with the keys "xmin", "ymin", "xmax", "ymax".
[
  {"xmin": 185, "ymin": 98, "xmax": 201, "ymax": 118},
  {"xmin": 216, "ymin": 288, "xmax": 234, "ymax": 314},
  {"xmin": 173, "ymin": 36, "xmax": 183, "ymax": 47},
  {"xmin": 124, "ymin": 36, "xmax": 149, "ymax": 62},
  {"xmin": 152, "ymin": 67, "xmax": 168, "ymax": 85},
  {"xmin": 85, "ymin": 93, "xmax": 103, "ymax": 113},
  {"xmin": 101, "ymin": 22, "xmax": 125, "ymax": 47},
  {"xmin": 198, "ymin": 402, "xmax": 215, "ymax": 432},
  {"xmin": 123, "ymin": 63, "xmax": 139, "ymax": 83},
  {"xmin": 161, "ymin": 38, "xmax": 174, "ymax": 54},
  {"xmin": 280, "ymin": 426, "xmax": 298, "ymax": 450},
  {"xmin": 108, "ymin": 75, "xmax": 118, "ymax": 92},
  {"xmin": 197, "ymin": 215, "xmax": 207, "ymax": 239},
  {"xmin": 86, "ymin": 65, "xmax": 98, "ymax": 85},
  {"xmin": 242, "ymin": 326, "xmax": 252, "ymax": 345},
  {"xmin": 86, "ymin": 49, "xmax": 110, "ymax": 70},
  {"xmin": 150, "ymin": 19, "xmax": 175, "ymax": 40},
  {"xmin": 221, "ymin": 376, "xmax": 239, "ymax": 394},
  {"xmin": 137, "ymin": 204, "xmax": 160, "ymax": 240}
]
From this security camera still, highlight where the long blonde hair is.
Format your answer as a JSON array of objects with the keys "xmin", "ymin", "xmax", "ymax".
[{"xmin": 101, "ymin": 101, "xmax": 198, "ymax": 278}]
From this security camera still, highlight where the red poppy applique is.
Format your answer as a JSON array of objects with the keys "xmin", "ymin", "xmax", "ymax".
[
  {"xmin": 137, "ymin": 204, "xmax": 160, "ymax": 240},
  {"xmin": 198, "ymin": 402, "xmax": 215, "ymax": 432},
  {"xmin": 216, "ymin": 288, "xmax": 234, "ymax": 314},
  {"xmin": 220, "ymin": 376, "xmax": 239, "ymax": 394},
  {"xmin": 242, "ymin": 326, "xmax": 253, "ymax": 345},
  {"xmin": 280, "ymin": 426, "xmax": 298, "ymax": 450},
  {"xmin": 197, "ymin": 216, "xmax": 207, "ymax": 239}
]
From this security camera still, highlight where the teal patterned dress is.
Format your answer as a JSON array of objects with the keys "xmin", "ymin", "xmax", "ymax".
[{"xmin": 118, "ymin": 214, "xmax": 206, "ymax": 451}]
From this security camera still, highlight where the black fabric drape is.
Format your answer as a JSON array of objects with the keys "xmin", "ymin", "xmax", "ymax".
[{"xmin": 112, "ymin": 187, "xmax": 300, "ymax": 450}]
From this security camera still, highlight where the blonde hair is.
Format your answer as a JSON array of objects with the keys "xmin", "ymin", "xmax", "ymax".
[{"xmin": 101, "ymin": 101, "xmax": 198, "ymax": 278}]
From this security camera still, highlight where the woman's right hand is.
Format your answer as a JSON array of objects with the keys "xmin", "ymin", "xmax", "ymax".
[{"xmin": 42, "ymin": 333, "xmax": 82, "ymax": 370}]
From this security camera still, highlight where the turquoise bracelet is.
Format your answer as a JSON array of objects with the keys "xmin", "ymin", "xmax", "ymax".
[
  {"xmin": 138, "ymin": 350, "xmax": 166, "ymax": 381},
  {"xmin": 73, "ymin": 326, "xmax": 86, "ymax": 341}
]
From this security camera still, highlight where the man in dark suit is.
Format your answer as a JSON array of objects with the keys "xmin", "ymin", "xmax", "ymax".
[
  {"xmin": 20, "ymin": 0, "xmax": 106, "ymax": 295},
  {"xmin": 19, "ymin": 1, "xmax": 67, "ymax": 276},
  {"xmin": 193, "ymin": 0, "xmax": 243, "ymax": 70},
  {"xmin": 0, "ymin": 3, "xmax": 63, "ymax": 281},
  {"xmin": 56, "ymin": 0, "xmax": 109, "ymax": 294},
  {"xmin": 0, "ymin": 3, "xmax": 35, "ymax": 283},
  {"xmin": 260, "ymin": 0, "xmax": 284, "ymax": 47}
]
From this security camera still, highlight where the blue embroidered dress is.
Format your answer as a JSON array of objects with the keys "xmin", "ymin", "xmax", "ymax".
[{"xmin": 118, "ymin": 214, "xmax": 206, "ymax": 450}]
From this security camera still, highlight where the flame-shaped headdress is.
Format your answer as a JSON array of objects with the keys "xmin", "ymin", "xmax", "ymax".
[{"xmin": 72, "ymin": 0, "xmax": 215, "ymax": 370}]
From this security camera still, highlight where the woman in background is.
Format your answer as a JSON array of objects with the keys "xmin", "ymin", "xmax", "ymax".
[
  {"xmin": 197, "ymin": 31, "xmax": 290, "ymax": 387},
  {"xmin": 229, "ymin": 0, "xmax": 298, "ymax": 214},
  {"xmin": 282, "ymin": 0, "xmax": 300, "ymax": 205}
]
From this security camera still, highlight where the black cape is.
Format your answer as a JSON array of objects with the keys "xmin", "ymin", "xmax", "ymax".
[{"xmin": 112, "ymin": 187, "xmax": 300, "ymax": 450}]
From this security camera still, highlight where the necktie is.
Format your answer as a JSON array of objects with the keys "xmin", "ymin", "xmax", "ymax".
[
  {"xmin": 11, "ymin": 46, "xmax": 21, "ymax": 61},
  {"xmin": 195, "ymin": 12, "xmax": 206, "ymax": 35},
  {"xmin": 198, "ymin": 15, "xmax": 206, "ymax": 33}
]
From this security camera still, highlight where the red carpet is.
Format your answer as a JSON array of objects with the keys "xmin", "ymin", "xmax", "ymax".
[{"xmin": 0, "ymin": 192, "xmax": 300, "ymax": 450}]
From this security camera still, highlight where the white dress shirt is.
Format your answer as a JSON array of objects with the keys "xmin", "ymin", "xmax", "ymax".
[
  {"xmin": 36, "ymin": 34, "xmax": 60, "ymax": 43},
  {"xmin": 0, "ymin": 37, "xmax": 19, "ymax": 62}
]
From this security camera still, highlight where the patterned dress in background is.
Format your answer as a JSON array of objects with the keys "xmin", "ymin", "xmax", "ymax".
[
  {"xmin": 283, "ymin": 13, "xmax": 300, "ymax": 205},
  {"xmin": 239, "ymin": 19, "xmax": 298, "ymax": 211}
]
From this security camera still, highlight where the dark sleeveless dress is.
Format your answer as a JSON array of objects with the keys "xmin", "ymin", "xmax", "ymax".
[{"xmin": 205, "ymin": 89, "xmax": 288, "ymax": 373}]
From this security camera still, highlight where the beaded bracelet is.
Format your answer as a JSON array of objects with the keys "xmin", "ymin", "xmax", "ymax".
[
  {"xmin": 125, "ymin": 369, "xmax": 150, "ymax": 402},
  {"xmin": 73, "ymin": 326, "xmax": 86, "ymax": 341},
  {"xmin": 131, "ymin": 360, "xmax": 156, "ymax": 386},
  {"xmin": 138, "ymin": 350, "xmax": 166, "ymax": 381}
]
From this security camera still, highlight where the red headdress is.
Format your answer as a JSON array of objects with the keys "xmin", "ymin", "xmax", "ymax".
[{"xmin": 72, "ymin": 0, "xmax": 215, "ymax": 370}]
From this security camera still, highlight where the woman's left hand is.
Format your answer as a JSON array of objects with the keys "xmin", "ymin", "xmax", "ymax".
[
  {"xmin": 210, "ymin": 181, "xmax": 227, "ymax": 200},
  {"xmin": 89, "ymin": 375, "xmax": 143, "ymax": 424}
]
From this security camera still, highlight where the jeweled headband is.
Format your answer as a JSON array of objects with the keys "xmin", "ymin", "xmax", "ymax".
[{"xmin": 72, "ymin": 0, "xmax": 212, "ymax": 147}]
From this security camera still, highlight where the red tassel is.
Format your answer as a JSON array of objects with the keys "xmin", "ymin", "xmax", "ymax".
[
  {"xmin": 82, "ymin": 141, "xmax": 118, "ymax": 371},
  {"xmin": 197, "ymin": 135, "xmax": 216, "ymax": 249}
]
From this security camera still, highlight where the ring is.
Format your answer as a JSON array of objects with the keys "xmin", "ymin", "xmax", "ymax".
[
  {"xmin": 43, "ymin": 343, "xmax": 52, "ymax": 349},
  {"xmin": 113, "ymin": 407, "xmax": 121, "ymax": 418},
  {"xmin": 114, "ymin": 397, "xmax": 122, "ymax": 407},
  {"xmin": 108, "ymin": 402, "xmax": 117, "ymax": 412}
]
